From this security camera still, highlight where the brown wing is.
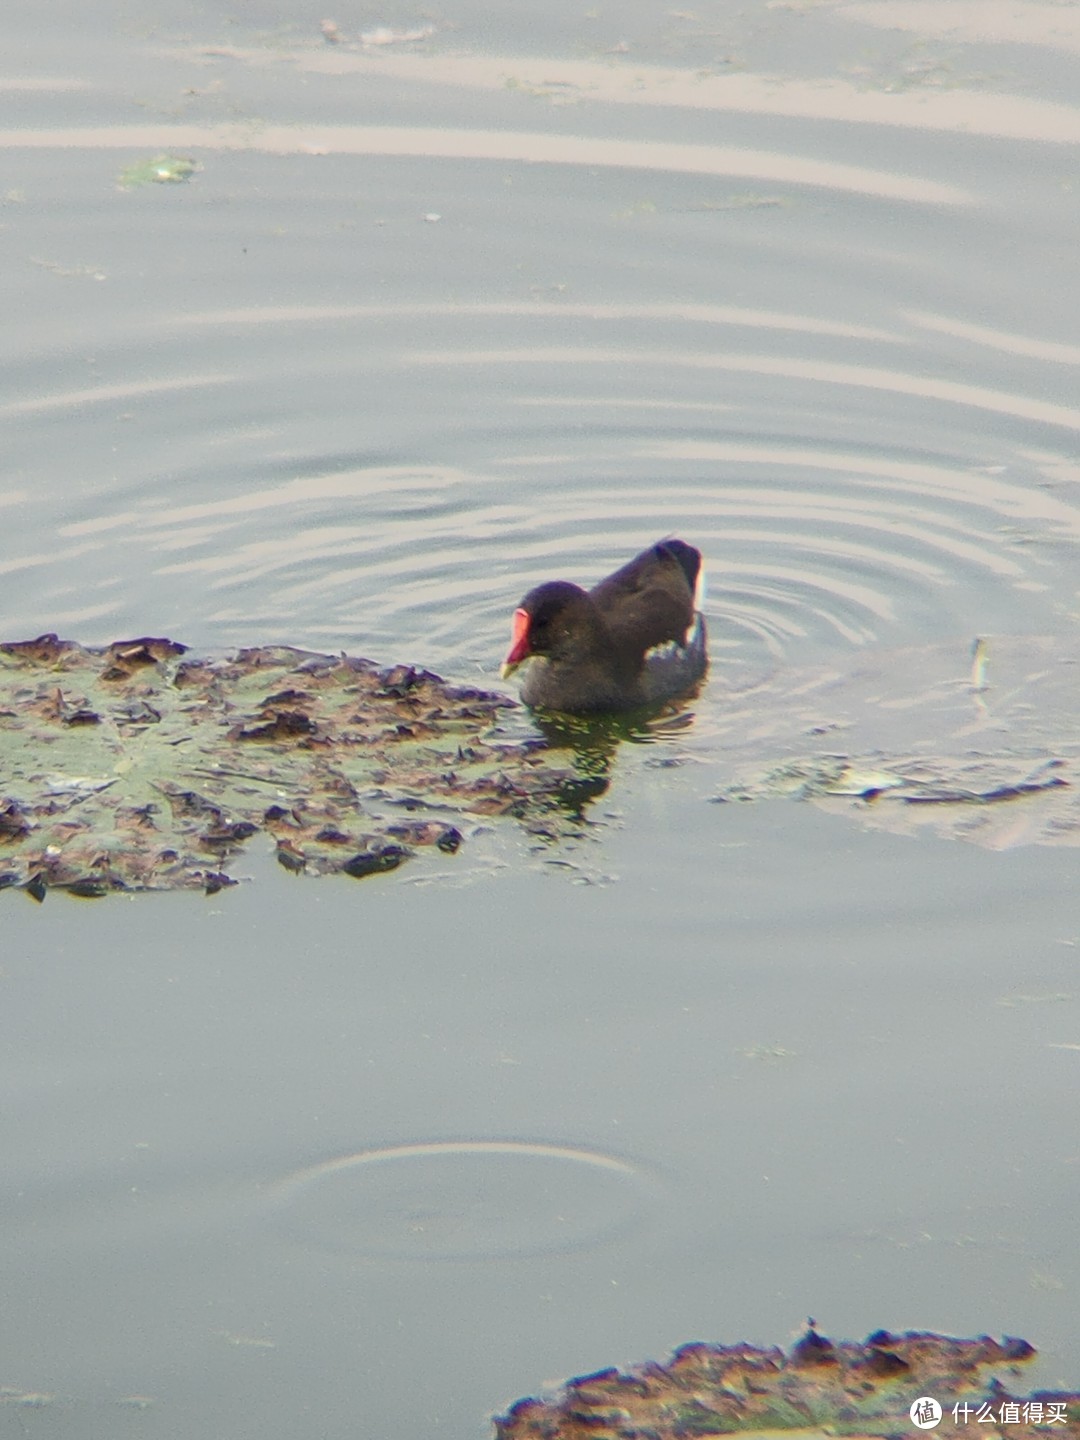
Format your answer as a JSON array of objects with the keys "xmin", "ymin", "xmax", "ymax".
[{"xmin": 588, "ymin": 539, "xmax": 701, "ymax": 659}]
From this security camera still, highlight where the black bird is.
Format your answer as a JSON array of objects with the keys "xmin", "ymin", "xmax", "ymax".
[{"xmin": 501, "ymin": 538, "xmax": 707, "ymax": 713}]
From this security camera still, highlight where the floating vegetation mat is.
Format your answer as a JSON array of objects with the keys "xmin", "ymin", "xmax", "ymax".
[
  {"xmin": 495, "ymin": 1327, "xmax": 1079, "ymax": 1440},
  {"xmin": 4, "ymin": 631, "xmax": 1078, "ymax": 898},
  {"xmin": 0, "ymin": 635, "xmax": 586, "ymax": 898}
]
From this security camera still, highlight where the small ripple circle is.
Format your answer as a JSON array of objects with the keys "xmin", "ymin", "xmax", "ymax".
[{"xmin": 267, "ymin": 1139, "xmax": 662, "ymax": 1261}]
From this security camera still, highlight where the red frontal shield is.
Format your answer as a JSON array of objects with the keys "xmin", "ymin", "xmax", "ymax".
[{"xmin": 501, "ymin": 607, "xmax": 531, "ymax": 674}]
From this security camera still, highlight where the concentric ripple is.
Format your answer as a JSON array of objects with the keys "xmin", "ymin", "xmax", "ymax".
[
  {"xmin": 4, "ymin": 39, "xmax": 1080, "ymax": 687},
  {"xmin": 267, "ymin": 1141, "xmax": 661, "ymax": 1261},
  {"xmin": 6, "ymin": 299, "xmax": 1079, "ymax": 680}
]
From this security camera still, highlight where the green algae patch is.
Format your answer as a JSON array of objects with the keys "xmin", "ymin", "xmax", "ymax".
[
  {"xmin": 494, "ymin": 1327, "xmax": 1078, "ymax": 1440},
  {"xmin": 0, "ymin": 635, "xmax": 579, "ymax": 897}
]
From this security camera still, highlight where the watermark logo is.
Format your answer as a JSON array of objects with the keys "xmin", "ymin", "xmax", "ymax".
[{"xmin": 910, "ymin": 1398, "xmax": 1070, "ymax": 1429}]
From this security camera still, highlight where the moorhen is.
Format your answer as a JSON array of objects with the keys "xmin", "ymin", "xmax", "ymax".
[{"xmin": 501, "ymin": 538, "xmax": 707, "ymax": 714}]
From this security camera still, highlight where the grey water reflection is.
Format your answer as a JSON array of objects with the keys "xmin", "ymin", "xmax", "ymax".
[{"xmin": 3, "ymin": 0, "xmax": 1080, "ymax": 1436}]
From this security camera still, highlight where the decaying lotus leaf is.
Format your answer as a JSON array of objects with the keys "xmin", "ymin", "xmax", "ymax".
[
  {"xmin": 707, "ymin": 635, "xmax": 1080, "ymax": 850},
  {"xmin": 495, "ymin": 1327, "xmax": 1078, "ymax": 1440},
  {"xmin": 0, "ymin": 636, "xmax": 585, "ymax": 898}
]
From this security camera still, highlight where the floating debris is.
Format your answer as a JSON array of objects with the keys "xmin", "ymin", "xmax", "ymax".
[
  {"xmin": 360, "ymin": 24, "xmax": 436, "ymax": 46},
  {"xmin": 28, "ymin": 255, "xmax": 107, "ymax": 280},
  {"xmin": 719, "ymin": 754, "xmax": 1073, "ymax": 841},
  {"xmin": 971, "ymin": 634, "xmax": 989, "ymax": 691},
  {"xmin": 707, "ymin": 635, "xmax": 1080, "ymax": 850},
  {"xmin": 118, "ymin": 154, "xmax": 199, "ymax": 189}
]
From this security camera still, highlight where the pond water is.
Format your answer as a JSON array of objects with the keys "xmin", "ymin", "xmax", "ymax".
[{"xmin": 2, "ymin": 1, "xmax": 1080, "ymax": 1436}]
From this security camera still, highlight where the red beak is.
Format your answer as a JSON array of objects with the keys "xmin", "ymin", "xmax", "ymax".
[{"xmin": 500, "ymin": 607, "xmax": 531, "ymax": 677}]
